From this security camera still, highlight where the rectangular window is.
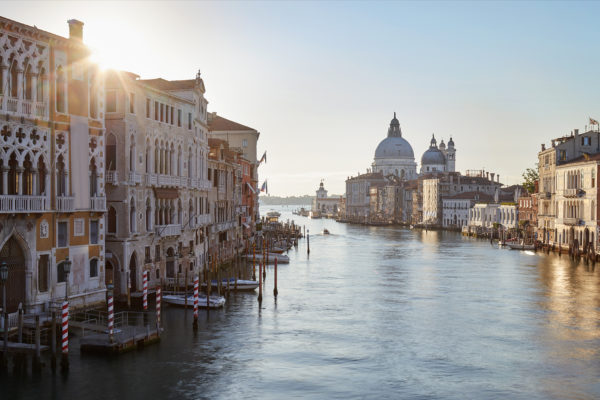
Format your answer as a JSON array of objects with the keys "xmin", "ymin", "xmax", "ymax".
[
  {"xmin": 58, "ymin": 221, "xmax": 68, "ymax": 247},
  {"xmin": 559, "ymin": 150, "xmax": 566, "ymax": 161},
  {"xmin": 146, "ymin": 98, "xmax": 151, "ymax": 118},
  {"xmin": 90, "ymin": 220, "xmax": 99, "ymax": 244},
  {"xmin": 171, "ymin": 107, "xmax": 174, "ymax": 125},
  {"xmin": 242, "ymin": 139, "xmax": 248, "ymax": 147},
  {"xmin": 57, "ymin": 260, "xmax": 67, "ymax": 283},
  {"xmin": 106, "ymin": 90, "xmax": 117, "ymax": 112},
  {"xmin": 90, "ymin": 259, "xmax": 98, "ymax": 278},
  {"xmin": 154, "ymin": 101, "xmax": 159, "ymax": 120},
  {"xmin": 155, "ymin": 245, "xmax": 161, "ymax": 261},
  {"xmin": 188, "ymin": 113, "xmax": 192, "ymax": 130},
  {"xmin": 145, "ymin": 246, "xmax": 151, "ymax": 262},
  {"xmin": 38, "ymin": 255, "xmax": 49, "ymax": 292},
  {"xmin": 178, "ymin": 109, "xmax": 182, "ymax": 127},
  {"xmin": 129, "ymin": 93, "xmax": 135, "ymax": 114},
  {"xmin": 160, "ymin": 103, "xmax": 164, "ymax": 122},
  {"xmin": 165, "ymin": 105, "xmax": 169, "ymax": 124}
]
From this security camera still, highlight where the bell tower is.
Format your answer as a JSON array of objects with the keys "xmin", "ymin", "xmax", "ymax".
[{"xmin": 446, "ymin": 137, "xmax": 456, "ymax": 172}]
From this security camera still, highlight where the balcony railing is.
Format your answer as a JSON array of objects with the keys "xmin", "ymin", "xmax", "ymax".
[
  {"xmin": 106, "ymin": 171, "xmax": 119, "ymax": 185},
  {"xmin": 563, "ymin": 217, "xmax": 580, "ymax": 226},
  {"xmin": 7, "ymin": 97, "xmax": 18, "ymax": 113},
  {"xmin": 56, "ymin": 196, "xmax": 75, "ymax": 212},
  {"xmin": 128, "ymin": 171, "xmax": 142, "ymax": 185},
  {"xmin": 1, "ymin": 97, "xmax": 47, "ymax": 119},
  {"xmin": 564, "ymin": 188, "xmax": 578, "ymax": 197},
  {"xmin": 155, "ymin": 224, "xmax": 181, "ymax": 237},
  {"xmin": 0, "ymin": 195, "xmax": 48, "ymax": 213},
  {"xmin": 146, "ymin": 173, "xmax": 157, "ymax": 186},
  {"xmin": 90, "ymin": 196, "xmax": 106, "ymax": 211},
  {"xmin": 196, "ymin": 214, "xmax": 212, "ymax": 226}
]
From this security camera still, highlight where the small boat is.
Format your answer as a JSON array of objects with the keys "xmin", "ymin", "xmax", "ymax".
[
  {"xmin": 270, "ymin": 246, "xmax": 286, "ymax": 254},
  {"xmin": 507, "ymin": 242, "xmax": 535, "ymax": 251},
  {"xmin": 163, "ymin": 294, "xmax": 226, "ymax": 309},
  {"xmin": 322, "ymin": 229, "xmax": 330, "ymax": 235},
  {"xmin": 203, "ymin": 279, "xmax": 259, "ymax": 291},
  {"xmin": 242, "ymin": 253, "xmax": 290, "ymax": 264}
]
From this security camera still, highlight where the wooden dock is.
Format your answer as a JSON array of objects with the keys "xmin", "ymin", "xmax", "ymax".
[
  {"xmin": 79, "ymin": 326, "xmax": 160, "ymax": 354},
  {"xmin": 0, "ymin": 340, "xmax": 48, "ymax": 354}
]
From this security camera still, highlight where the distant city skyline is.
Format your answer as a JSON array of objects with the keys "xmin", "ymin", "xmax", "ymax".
[{"xmin": 4, "ymin": 1, "xmax": 600, "ymax": 196}]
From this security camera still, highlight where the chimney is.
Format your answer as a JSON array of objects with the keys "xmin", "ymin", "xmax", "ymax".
[
  {"xmin": 541, "ymin": 144, "xmax": 546, "ymax": 151},
  {"xmin": 67, "ymin": 19, "xmax": 84, "ymax": 41},
  {"xmin": 497, "ymin": 174, "xmax": 500, "ymax": 183},
  {"xmin": 575, "ymin": 129, "xmax": 579, "ymax": 136},
  {"xmin": 486, "ymin": 172, "xmax": 489, "ymax": 180},
  {"xmin": 490, "ymin": 172, "xmax": 495, "ymax": 182}
]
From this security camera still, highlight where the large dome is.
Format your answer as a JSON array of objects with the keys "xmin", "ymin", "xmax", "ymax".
[
  {"xmin": 374, "ymin": 136, "xmax": 415, "ymax": 159},
  {"xmin": 421, "ymin": 147, "xmax": 446, "ymax": 165}
]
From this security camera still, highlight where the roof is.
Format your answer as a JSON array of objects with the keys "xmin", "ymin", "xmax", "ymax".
[
  {"xmin": 346, "ymin": 171, "xmax": 385, "ymax": 182},
  {"xmin": 139, "ymin": 78, "xmax": 195, "ymax": 91},
  {"xmin": 444, "ymin": 191, "xmax": 493, "ymax": 202},
  {"xmin": 208, "ymin": 114, "xmax": 257, "ymax": 132},
  {"xmin": 559, "ymin": 152, "xmax": 600, "ymax": 166}
]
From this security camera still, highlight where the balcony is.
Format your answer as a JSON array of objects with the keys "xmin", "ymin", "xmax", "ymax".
[
  {"xmin": 563, "ymin": 217, "xmax": 580, "ymax": 226},
  {"xmin": 128, "ymin": 171, "xmax": 142, "ymax": 185},
  {"xmin": 211, "ymin": 220, "xmax": 237, "ymax": 233},
  {"xmin": 1, "ymin": 97, "xmax": 47, "ymax": 119},
  {"xmin": 90, "ymin": 196, "xmax": 106, "ymax": 212},
  {"xmin": 196, "ymin": 214, "xmax": 212, "ymax": 226},
  {"xmin": 564, "ymin": 188, "xmax": 577, "ymax": 198},
  {"xmin": 155, "ymin": 224, "xmax": 181, "ymax": 237},
  {"xmin": 56, "ymin": 196, "xmax": 75, "ymax": 212},
  {"xmin": 146, "ymin": 173, "xmax": 158, "ymax": 186},
  {"xmin": 106, "ymin": 171, "xmax": 119, "ymax": 185},
  {"xmin": 0, "ymin": 195, "xmax": 48, "ymax": 213}
]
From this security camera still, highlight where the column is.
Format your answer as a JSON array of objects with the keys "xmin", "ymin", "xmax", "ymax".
[
  {"xmin": 31, "ymin": 74, "xmax": 38, "ymax": 103},
  {"xmin": 0, "ymin": 66, "xmax": 7, "ymax": 110},
  {"xmin": 16, "ymin": 69, "xmax": 23, "ymax": 113},
  {"xmin": 32, "ymin": 168, "xmax": 38, "ymax": 195},
  {"xmin": 16, "ymin": 167, "xmax": 24, "ymax": 195}
]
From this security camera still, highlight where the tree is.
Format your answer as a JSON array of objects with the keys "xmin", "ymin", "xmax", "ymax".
[{"xmin": 522, "ymin": 166, "xmax": 539, "ymax": 194}]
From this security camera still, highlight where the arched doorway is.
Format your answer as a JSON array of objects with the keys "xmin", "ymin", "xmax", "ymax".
[
  {"xmin": 105, "ymin": 260, "xmax": 114, "ymax": 286},
  {"xmin": 0, "ymin": 236, "xmax": 26, "ymax": 313},
  {"xmin": 129, "ymin": 252, "xmax": 137, "ymax": 292},
  {"xmin": 166, "ymin": 247, "xmax": 175, "ymax": 278}
]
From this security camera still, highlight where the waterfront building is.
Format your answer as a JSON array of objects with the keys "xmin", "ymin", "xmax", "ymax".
[
  {"xmin": 0, "ymin": 18, "xmax": 106, "ymax": 312},
  {"xmin": 207, "ymin": 138, "xmax": 243, "ymax": 263},
  {"xmin": 553, "ymin": 153, "xmax": 600, "ymax": 253},
  {"xmin": 498, "ymin": 203, "xmax": 518, "ymax": 230},
  {"xmin": 345, "ymin": 171, "xmax": 386, "ymax": 223},
  {"xmin": 467, "ymin": 186, "xmax": 523, "ymax": 234},
  {"xmin": 103, "ymin": 70, "xmax": 211, "ymax": 296},
  {"xmin": 371, "ymin": 113, "xmax": 417, "ymax": 180},
  {"xmin": 517, "ymin": 192, "xmax": 537, "ymax": 239},
  {"xmin": 442, "ymin": 192, "xmax": 492, "ymax": 229},
  {"xmin": 312, "ymin": 180, "xmax": 342, "ymax": 217},
  {"xmin": 208, "ymin": 113, "xmax": 260, "ymax": 240},
  {"xmin": 537, "ymin": 128, "xmax": 600, "ymax": 245}
]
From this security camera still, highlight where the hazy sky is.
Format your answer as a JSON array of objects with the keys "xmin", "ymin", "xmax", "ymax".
[{"xmin": 4, "ymin": 1, "xmax": 600, "ymax": 196}]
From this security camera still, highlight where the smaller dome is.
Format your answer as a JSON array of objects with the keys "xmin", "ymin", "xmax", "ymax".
[
  {"xmin": 439, "ymin": 139, "xmax": 446, "ymax": 150},
  {"xmin": 448, "ymin": 136, "xmax": 455, "ymax": 147}
]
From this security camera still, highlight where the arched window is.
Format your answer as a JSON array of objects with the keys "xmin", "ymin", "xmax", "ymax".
[
  {"xmin": 9, "ymin": 58, "xmax": 18, "ymax": 98},
  {"xmin": 178, "ymin": 199, "xmax": 183, "ymax": 224},
  {"xmin": 130, "ymin": 197, "xmax": 136, "ymax": 233},
  {"xmin": 107, "ymin": 206, "xmax": 117, "ymax": 234},
  {"xmin": 146, "ymin": 140, "xmax": 152, "ymax": 173},
  {"xmin": 129, "ymin": 136, "xmax": 136, "ymax": 172},
  {"xmin": 56, "ymin": 66, "xmax": 66, "ymax": 113},
  {"xmin": 106, "ymin": 134, "xmax": 116, "ymax": 171},
  {"xmin": 37, "ymin": 68, "xmax": 45, "ymax": 104},
  {"xmin": 89, "ymin": 258, "xmax": 98, "ymax": 278},
  {"xmin": 154, "ymin": 140, "xmax": 160, "ymax": 174},
  {"xmin": 89, "ymin": 157, "xmax": 98, "ymax": 197},
  {"xmin": 57, "ymin": 155, "xmax": 66, "ymax": 196},
  {"xmin": 8, "ymin": 152, "xmax": 18, "ymax": 195},
  {"xmin": 146, "ymin": 198, "xmax": 152, "ymax": 232},
  {"xmin": 37, "ymin": 156, "xmax": 47, "ymax": 195},
  {"xmin": 24, "ymin": 63, "xmax": 33, "ymax": 100},
  {"xmin": 23, "ymin": 154, "xmax": 33, "ymax": 195}
]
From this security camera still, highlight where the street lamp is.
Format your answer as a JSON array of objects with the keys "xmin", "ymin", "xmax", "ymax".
[{"xmin": 63, "ymin": 257, "xmax": 72, "ymax": 301}]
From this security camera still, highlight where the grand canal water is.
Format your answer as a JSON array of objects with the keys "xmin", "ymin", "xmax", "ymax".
[{"xmin": 4, "ymin": 205, "xmax": 600, "ymax": 399}]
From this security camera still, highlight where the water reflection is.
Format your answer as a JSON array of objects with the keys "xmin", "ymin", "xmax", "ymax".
[{"xmin": 3, "ymin": 205, "xmax": 600, "ymax": 399}]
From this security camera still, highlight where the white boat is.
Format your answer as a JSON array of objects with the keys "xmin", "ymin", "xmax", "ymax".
[
  {"xmin": 242, "ymin": 253, "xmax": 289, "ymax": 264},
  {"xmin": 163, "ymin": 294, "xmax": 226, "ymax": 309},
  {"xmin": 202, "ymin": 279, "xmax": 259, "ymax": 291},
  {"xmin": 507, "ymin": 242, "xmax": 535, "ymax": 251}
]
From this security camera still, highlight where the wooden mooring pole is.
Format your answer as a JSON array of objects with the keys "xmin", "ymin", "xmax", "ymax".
[{"xmin": 273, "ymin": 257, "xmax": 278, "ymax": 297}]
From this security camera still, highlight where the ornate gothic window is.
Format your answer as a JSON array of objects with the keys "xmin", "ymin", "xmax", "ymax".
[{"xmin": 56, "ymin": 66, "xmax": 66, "ymax": 113}]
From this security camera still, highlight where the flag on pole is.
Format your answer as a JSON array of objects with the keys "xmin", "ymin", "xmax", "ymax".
[
  {"xmin": 590, "ymin": 117, "xmax": 599, "ymax": 126},
  {"xmin": 260, "ymin": 180, "xmax": 268, "ymax": 194},
  {"xmin": 259, "ymin": 151, "xmax": 267, "ymax": 164}
]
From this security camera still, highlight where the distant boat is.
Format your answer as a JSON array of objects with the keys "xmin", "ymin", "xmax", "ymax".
[
  {"xmin": 203, "ymin": 279, "xmax": 259, "ymax": 291},
  {"xmin": 243, "ymin": 253, "xmax": 290, "ymax": 264},
  {"xmin": 163, "ymin": 294, "xmax": 226, "ymax": 308},
  {"xmin": 309, "ymin": 210, "xmax": 322, "ymax": 219},
  {"xmin": 322, "ymin": 229, "xmax": 330, "ymax": 235},
  {"xmin": 507, "ymin": 241, "xmax": 535, "ymax": 251}
]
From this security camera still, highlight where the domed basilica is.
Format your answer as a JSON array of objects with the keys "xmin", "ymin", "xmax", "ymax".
[{"xmin": 372, "ymin": 113, "xmax": 456, "ymax": 180}]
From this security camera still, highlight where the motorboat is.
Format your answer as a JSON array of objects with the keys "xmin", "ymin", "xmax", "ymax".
[
  {"xmin": 203, "ymin": 279, "xmax": 259, "ymax": 291},
  {"xmin": 163, "ymin": 294, "xmax": 226, "ymax": 309},
  {"xmin": 507, "ymin": 241, "xmax": 535, "ymax": 251},
  {"xmin": 322, "ymin": 229, "xmax": 330, "ymax": 235},
  {"xmin": 243, "ymin": 253, "xmax": 290, "ymax": 264}
]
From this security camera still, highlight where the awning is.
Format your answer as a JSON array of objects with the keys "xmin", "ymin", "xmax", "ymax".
[
  {"xmin": 154, "ymin": 187, "xmax": 179, "ymax": 199},
  {"xmin": 246, "ymin": 182, "xmax": 256, "ymax": 194}
]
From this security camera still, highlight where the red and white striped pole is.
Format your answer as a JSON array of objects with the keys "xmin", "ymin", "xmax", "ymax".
[
  {"xmin": 107, "ymin": 285, "xmax": 114, "ymax": 342},
  {"xmin": 142, "ymin": 270, "xmax": 148, "ymax": 310},
  {"xmin": 60, "ymin": 300, "xmax": 69, "ymax": 371},
  {"xmin": 156, "ymin": 286, "xmax": 162, "ymax": 329},
  {"xmin": 193, "ymin": 276, "xmax": 199, "ymax": 330}
]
